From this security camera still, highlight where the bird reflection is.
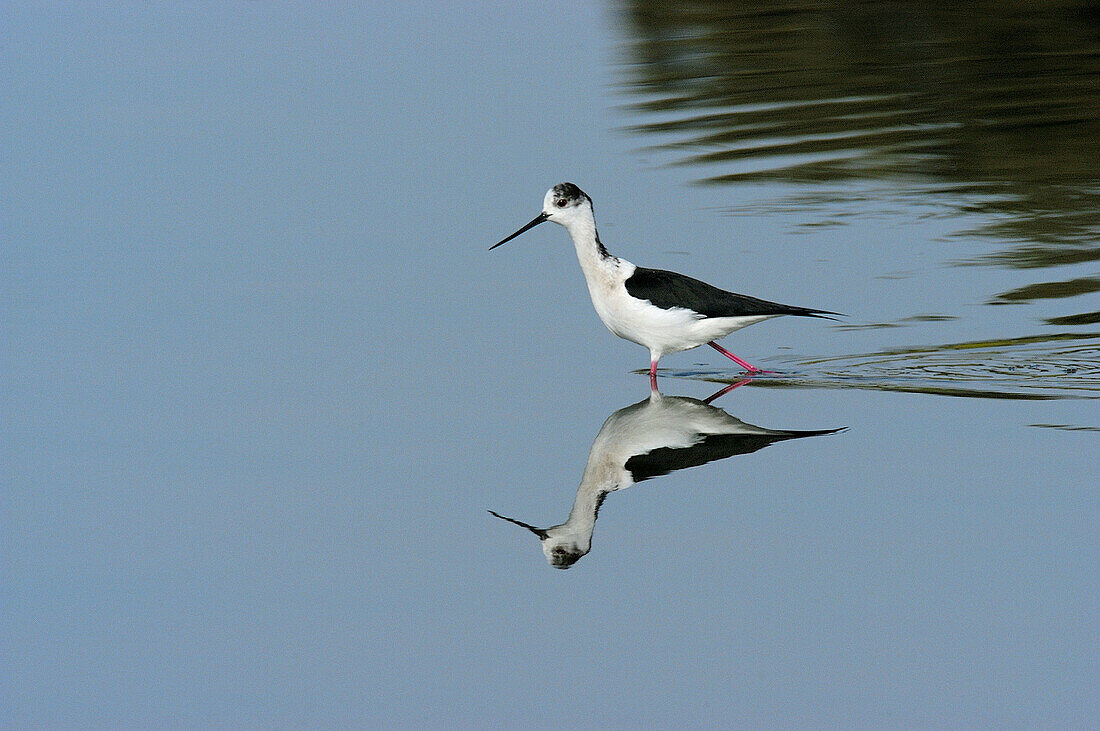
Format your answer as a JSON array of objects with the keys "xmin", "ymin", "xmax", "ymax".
[{"xmin": 489, "ymin": 384, "xmax": 843, "ymax": 568}]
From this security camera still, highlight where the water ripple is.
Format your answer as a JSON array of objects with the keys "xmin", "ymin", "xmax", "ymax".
[{"xmin": 673, "ymin": 332, "xmax": 1100, "ymax": 400}]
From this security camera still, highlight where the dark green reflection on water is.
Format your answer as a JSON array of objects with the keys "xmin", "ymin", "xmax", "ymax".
[
  {"xmin": 618, "ymin": 0, "xmax": 1100, "ymax": 304},
  {"xmin": 990, "ymin": 276, "xmax": 1100, "ymax": 305}
]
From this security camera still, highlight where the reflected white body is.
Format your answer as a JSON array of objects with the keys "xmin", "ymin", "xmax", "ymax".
[
  {"xmin": 497, "ymin": 389, "xmax": 820, "ymax": 568},
  {"xmin": 543, "ymin": 391, "xmax": 765, "ymax": 564}
]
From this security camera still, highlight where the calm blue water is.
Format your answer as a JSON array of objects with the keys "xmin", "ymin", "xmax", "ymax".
[{"xmin": 4, "ymin": 3, "xmax": 1097, "ymax": 726}]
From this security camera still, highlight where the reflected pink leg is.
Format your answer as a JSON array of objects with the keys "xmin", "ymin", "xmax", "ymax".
[
  {"xmin": 708, "ymin": 341, "xmax": 766, "ymax": 373},
  {"xmin": 702, "ymin": 379, "xmax": 751, "ymax": 404}
]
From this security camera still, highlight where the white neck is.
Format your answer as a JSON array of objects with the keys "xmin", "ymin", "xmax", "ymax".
[{"xmin": 561, "ymin": 213, "xmax": 615, "ymax": 275}]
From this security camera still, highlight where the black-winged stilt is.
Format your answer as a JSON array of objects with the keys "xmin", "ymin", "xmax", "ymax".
[{"xmin": 491, "ymin": 183, "xmax": 839, "ymax": 382}]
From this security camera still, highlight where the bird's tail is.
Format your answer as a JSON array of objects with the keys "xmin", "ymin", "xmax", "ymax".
[{"xmin": 789, "ymin": 306, "xmax": 843, "ymax": 321}]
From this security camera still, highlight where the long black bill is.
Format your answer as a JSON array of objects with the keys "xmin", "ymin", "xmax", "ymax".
[
  {"xmin": 489, "ymin": 212, "xmax": 549, "ymax": 250},
  {"xmin": 487, "ymin": 510, "xmax": 550, "ymax": 540}
]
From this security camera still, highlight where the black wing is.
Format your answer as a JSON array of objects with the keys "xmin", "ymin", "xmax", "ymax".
[{"xmin": 625, "ymin": 266, "xmax": 839, "ymax": 320}]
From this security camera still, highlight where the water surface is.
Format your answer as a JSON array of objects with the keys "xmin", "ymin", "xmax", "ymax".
[{"xmin": 3, "ymin": 2, "xmax": 1097, "ymax": 726}]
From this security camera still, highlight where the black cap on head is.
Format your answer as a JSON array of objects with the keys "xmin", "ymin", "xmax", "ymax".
[{"xmin": 552, "ymin": 182, "xmax": 590, "ymax": 205}]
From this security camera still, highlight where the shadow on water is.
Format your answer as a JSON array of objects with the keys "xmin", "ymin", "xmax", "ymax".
[
  {"xmin": 616, "ymin": 0, "xmax": 1100, "ymax": 316},
  {"xmin": 489, "ymin": 384, "xmax": 843, "ymax": 569},
  {"xmin": 669, "ymin": 331, "xmax": 1100, "ymax": 400}
]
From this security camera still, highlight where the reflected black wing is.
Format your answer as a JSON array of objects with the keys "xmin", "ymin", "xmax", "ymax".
[
  {"xmin": 625, "ymin": 428, "xmax": 843, "ymax": 483},
  {"xmin": 625, "ymin": 267, "xmax": 839, "ymax": 320}
]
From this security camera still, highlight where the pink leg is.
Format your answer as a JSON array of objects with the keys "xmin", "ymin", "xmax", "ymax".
[
  {"xmin": 708, "ymin": 341, "xmax": 767, "ymax": 373},
  {"xmin": 649, "ymin": 360, "xmax": 659, "ymax": 390}
]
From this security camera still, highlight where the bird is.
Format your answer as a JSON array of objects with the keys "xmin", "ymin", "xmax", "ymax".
[
  {"xmin": 491, "ymin": 183, "xmax": 839, "ymax": 381},
  {"xmin": 489, "ymin": 384, "xmax": 843, "ymax": 568}
]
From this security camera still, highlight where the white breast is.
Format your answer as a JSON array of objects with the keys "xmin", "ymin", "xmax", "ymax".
[{"xmin": 578, "ymin": 260, "xmax": 764, "ymax": 355}]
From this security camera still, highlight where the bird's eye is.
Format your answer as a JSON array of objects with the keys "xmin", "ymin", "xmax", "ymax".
[{"xmin": 555, "ymin": 199, "xmax": 567, "ymax": 208}]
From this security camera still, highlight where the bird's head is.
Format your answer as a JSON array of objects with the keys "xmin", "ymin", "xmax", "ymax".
[
  {"xmin": 542, "ymin": 182, "xmax": 593, "ymax": 222},
  {"xmin": 490, "ymin": 182, "xmax": 594, "ymax": 250}
]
